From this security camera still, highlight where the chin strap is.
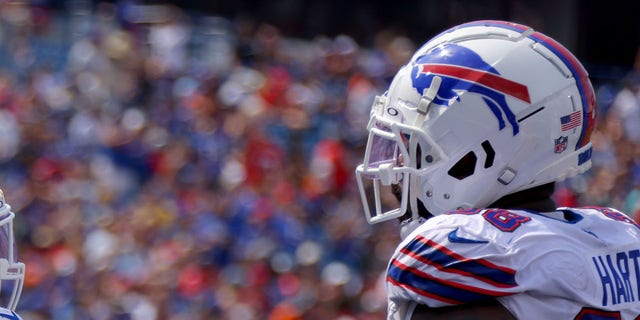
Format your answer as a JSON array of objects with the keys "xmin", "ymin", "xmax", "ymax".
[{"xmin": 407, "ymin": 76, "xmax": 442, "ymax": 222}]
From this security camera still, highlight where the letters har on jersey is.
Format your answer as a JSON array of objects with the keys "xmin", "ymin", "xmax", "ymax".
[{"xmin": 592, "ymin": 246, "xmax": 640, "ymax": 307}]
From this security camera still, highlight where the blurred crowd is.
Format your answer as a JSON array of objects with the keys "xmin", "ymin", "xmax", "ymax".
[{"xmin": 0, "ymin": 2, "xmax": 638, "ymax": 320}]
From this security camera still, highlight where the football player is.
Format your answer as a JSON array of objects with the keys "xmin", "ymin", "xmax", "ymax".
[
  {"xmin": 0, "ymin": 190, "xmax": 25, "ymax": 320},
  {"xmin": 356, "ymin": 20, "xmax": 640, "ymax": 319}
]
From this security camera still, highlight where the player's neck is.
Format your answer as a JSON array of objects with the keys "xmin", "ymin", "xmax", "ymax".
[{"xmin": 489, "ymin": 183, "xmax": 557, "ymax": 212}]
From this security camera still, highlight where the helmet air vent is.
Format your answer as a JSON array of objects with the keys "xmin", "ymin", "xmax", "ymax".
[{"xmin": 481, "ymin": 140, "xmax": 495, "ymax": 168}]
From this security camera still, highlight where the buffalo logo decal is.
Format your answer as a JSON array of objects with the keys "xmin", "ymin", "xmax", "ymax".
[{"xmin": 411, "ymin": 43, "xmax": 531, "ymax": 135}]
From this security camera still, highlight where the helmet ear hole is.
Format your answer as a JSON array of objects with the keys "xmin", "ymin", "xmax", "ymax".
[
  {"xmin": 415, "ymin": 144, "xmax": 423, "ymax": 169},
  {"xmin": 448, "ymin": 152, "xmax": 477, "ymax": 180}
]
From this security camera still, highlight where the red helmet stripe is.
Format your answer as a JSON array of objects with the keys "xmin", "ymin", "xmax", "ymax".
[{"xmin": 420, "ymin": 64, "xmax": 531, "ymax": 103}]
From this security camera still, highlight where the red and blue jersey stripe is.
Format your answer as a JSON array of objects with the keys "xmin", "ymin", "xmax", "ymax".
[
  {"xmin": 387, "ymin": 235, "xmax": 518, "ymax": 304},
  {"xmin": 387, "ymin": 259, "xmax": 514, "ymax": 304}
]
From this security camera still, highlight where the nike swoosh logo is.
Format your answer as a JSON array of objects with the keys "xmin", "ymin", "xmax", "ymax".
[{"xmin": 448, "ymin": 227, "xmax": 489, "ymax": 244}]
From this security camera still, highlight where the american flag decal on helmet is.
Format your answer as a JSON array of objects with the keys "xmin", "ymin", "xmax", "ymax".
[{"xmin": 561, "ymin": 111, "xmax": 581, "ymax": 131}]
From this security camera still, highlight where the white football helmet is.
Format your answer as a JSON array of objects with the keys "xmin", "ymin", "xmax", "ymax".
[
  {"xmin": 356, "ymin": 20, "xmax": 596, "ymax": 224},
  {"xmin": 0, "ymin": 190, "xmax": 24, "ymax": 311}
]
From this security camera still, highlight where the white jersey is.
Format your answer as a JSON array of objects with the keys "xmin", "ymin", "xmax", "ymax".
[{"xmin": 386, "ymin": 206, "xmax": 640, "ymax": 320}]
